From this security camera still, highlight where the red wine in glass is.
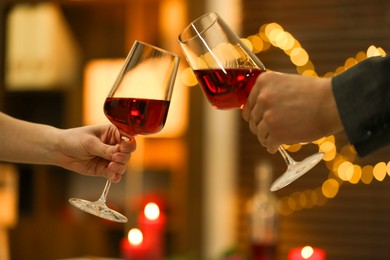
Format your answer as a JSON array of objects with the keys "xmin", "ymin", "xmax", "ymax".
[
  {"xmin": 104, "ymin": 97, "xmax": 170, "ymax": 137},
  {"xmin": 194, "ymin": 68, "xmax": 264, "ymax": 109}
]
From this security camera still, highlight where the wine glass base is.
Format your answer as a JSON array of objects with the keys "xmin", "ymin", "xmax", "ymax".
[
  {"xmin": 270, "ymin": 152, "xmax": 324, "ymax": 192},
  {"xmin": 69, "ymin": 198, "xmax": 128, "ymax": 223}
]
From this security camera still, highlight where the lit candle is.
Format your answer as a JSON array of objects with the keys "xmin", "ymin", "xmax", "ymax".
[
  {"xmin": 288, "ymin": 246, "xmax": 326, "ymax": 260},
  {"xmin": 121, "ymin": 228, "xmax": 151, "ymax": 260},
  {"xmin": 138, "ymin": 202, "xmax": 166, "ymax": 259}
]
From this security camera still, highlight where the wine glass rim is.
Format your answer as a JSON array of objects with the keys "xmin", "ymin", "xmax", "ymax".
[
  {"xmin": 134, "ymin": 40, "xmax": 180, "ymax": 58},
  {"xmin": 178, "ymin": 12, "xmax": 219, "ymax": 43}
]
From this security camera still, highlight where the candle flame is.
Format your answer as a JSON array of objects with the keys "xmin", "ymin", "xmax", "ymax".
[
  {"xmin": 128, "ymin": 228, "xmax": 143, "ymax": 246},
  {"xmin": 144, "ymin": 202, "xmax": 160, "ymax": 220},
  {"xmin": 301, "ymin": 246, "xmax": 314, "ymax": 259}
]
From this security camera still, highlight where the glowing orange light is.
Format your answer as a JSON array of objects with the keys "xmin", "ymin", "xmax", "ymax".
[
  {"xmin": 127, "ymin": 228, "xmax": 143, "ymax": 246},
  {"xmin": 144, "ymin": 202, "xmax": 160, "ymax": 221},
  {"xmin": 301, "ymin": 246, "xmax": 314, "ymax": 258}
]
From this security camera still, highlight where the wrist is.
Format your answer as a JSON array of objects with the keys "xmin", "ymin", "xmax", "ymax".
[
  {"xmin": 317, "ymin": 77, "xmax": 344, "ymax": 137},
  {"xmin": 43, "ymin": 125, "xmax": 63, "ymax": 167}
]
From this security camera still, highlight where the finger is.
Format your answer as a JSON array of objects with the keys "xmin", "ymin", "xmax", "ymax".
[
  {"xmin": 119, "ymin": 137, "xmax": 136, "ymax": 153},
  {"xmin": 111, "ymin": 152, "xmax": 131, "ymax": 165},
  {"xmin": 85, "ymin": 136, "xmax": 117, "ymax": 161},
  {"xmin": 106, "ymin": 161, "xmax": 127, "ymax": 182},
  {"xmin": 248, "ymin": 115, "xmax": 258, "ymax": 134},
  {"xmin": 110, "ymin": 174, "xmax": 122, "ymax": 183},
  {"xmin": 256, "ymin": 120, "xmax": 269, "ymax": 147},
  {"xmin": 90, "ymin": 136, "xmax": 135, "ymax": 163},
  {"xmin": 265, "ymin": 135, "xmax": 279, "ymax": 154},
  {"xmin": 108, "ymin": 156, "xmax": 128, "ymax": 175},
  {"xmin": 99, "ymin": 138, "xmax": 135, "ymax": 181},
  {"xmin": 242, "ymin": 80, "xmax": 261, "ymax": 121},
  {"xmin": 110, "ymin": 138, "xmax": 135, "ymax": 168},
  {"xmin": 248, "ymin": 102, "xmax": 264, "ymax": 134},
  {"xmin": 267, "ymin": 146, "xmax": 279, "ymax": 154}
]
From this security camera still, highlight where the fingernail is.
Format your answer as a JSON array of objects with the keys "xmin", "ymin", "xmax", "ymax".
[
  {"xmin": 121, "ymin": 136, "xmax": 130, "ymax": 141},
  {"xmin": 121, "ymin": 136, "xmax": 136, "ymax": 144}
]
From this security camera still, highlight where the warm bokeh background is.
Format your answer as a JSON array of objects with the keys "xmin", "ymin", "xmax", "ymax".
[{"xmin": 0, "ymin": 0, "xmax": 389, "ymax": 259}]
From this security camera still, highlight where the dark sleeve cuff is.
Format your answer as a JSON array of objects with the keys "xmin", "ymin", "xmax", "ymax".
[{"xmin": 331, "ymin": 55, "xmax": 390, "ymax": 156}]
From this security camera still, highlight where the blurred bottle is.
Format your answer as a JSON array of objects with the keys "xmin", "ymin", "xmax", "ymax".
[{"xmin": 247, "ymin": 160, "xmax": 279, "ymax": 260}]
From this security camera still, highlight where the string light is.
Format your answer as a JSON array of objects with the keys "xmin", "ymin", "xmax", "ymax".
[{"xmin": 179, "ymin": 22, "xmax": 387, "ymax": 215}]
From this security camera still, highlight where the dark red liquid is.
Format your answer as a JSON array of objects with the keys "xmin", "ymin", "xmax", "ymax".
[
  {"xmin": 251, "ymin": 243, "xmax": 277, "ymax": 260},
  {"xmin": 194, "ymin": 68, "xmax": 264, "ymax": 109},
  {"xmin": 104, "ymin": 97, "xmax": 170, "ymax": 136}
]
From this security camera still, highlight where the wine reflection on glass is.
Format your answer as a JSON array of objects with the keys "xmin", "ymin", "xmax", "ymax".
[
  {"xmin": 69, "ymin": 41, "xmax": 180, "ymax": 223},
  {"xmin": 178, "ymin": 12, "xmax": 324, "ymax": 191}
]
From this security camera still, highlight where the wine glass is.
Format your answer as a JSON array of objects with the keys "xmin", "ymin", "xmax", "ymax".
[
  {"xmin": 69, "ymin": 41, "xmax": 180, "ymax": 222},
  {"xmin": 178, "ymin": 12, "xmax": 324, "ymax": 191}
]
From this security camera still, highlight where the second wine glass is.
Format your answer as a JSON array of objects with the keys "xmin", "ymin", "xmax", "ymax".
[
  {"xmin": 69, "ymin": 41, "xmax": 180, "ymax": 222},
  {"xmin": 178, "ymin": 12, "xmax": 324, "ymax": 191}
]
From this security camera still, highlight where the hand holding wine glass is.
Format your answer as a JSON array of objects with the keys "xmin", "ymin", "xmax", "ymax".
[
  {"xmin": 69, "ymin": 41, "xmax": 180, "ymax": 222},
  {"xmin": 242, "ymin": 71, "xmax": 339, "ymax": 154},
  {"xmin": 178, "ymin": 12, "xmax": 324, "ymax": 191}
]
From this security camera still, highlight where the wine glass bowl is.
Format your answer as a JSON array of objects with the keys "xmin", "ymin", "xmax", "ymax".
[
  {"xmin": 69, "ymin": 41, "xmax": 180, "ymax": 222},
  {"xmin": 178, "ymin": 12, "xmax": 324, "ymax": 191}
]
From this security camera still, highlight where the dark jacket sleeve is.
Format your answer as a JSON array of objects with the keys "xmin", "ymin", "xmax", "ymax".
[{"xmin": 331, "ymin": 55, "xmax": 390, "ymax": 156}]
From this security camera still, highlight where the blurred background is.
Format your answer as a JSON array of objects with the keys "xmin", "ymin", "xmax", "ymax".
[{"xmin": 0, "ymin": 0, "xmax": 390, "ymax": 259}]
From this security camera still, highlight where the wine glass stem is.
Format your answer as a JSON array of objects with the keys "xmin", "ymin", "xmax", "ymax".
[
  {"xmin": 98, "ymin": 180, "xmax": 112, "ymax": 203},
  {"xmin": 96, "ymin": 136, "xmax": 130, "ymax": 204},
  {"xmin": 278, "ymin": 146, "xmax": 296, "ymax": 166}
]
